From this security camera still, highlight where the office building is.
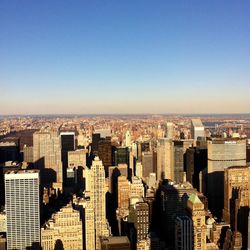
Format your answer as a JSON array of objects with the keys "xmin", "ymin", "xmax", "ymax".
[
  {"xmin": 130, "ymin": 176, "xmax": 144, "ymax": 199},
  {"xmin": 223, "ymin": 166, "xmax": 250, "ymax": 249},
  {"xmin": 125, "ymin": 130, "xmax": 131, "ymax": 147},
  {"xmin": 68, "ymin": 149, "xmax": 87, "ymax": 168},
  {"xmin": 33, "ymin": 129, "xmax": 63, "ymax": 188},
  {"xmin": 98, "ymin": 137, "xmax": 113, "ymax": 175},
  {"xmin": 191, "ymin": 119, "xmax": 205, "ymax": 140},
  {"xmin": 89, "ymin": 157, "xmax": 110, "ymax": 249},
  {"xmin": 175, "ymin": 216, "xmax": 193, "ymax": 250},
  {"xmin": 5, "ymin": 170, "xmax": 40, "ymax": 250},
  {"xmin": 118, "ymin": 176, "xmax": 130, "ymax": 213},
  {"xmin": 166, "ymin": 122, "xmax": 174, "ymax": 139},
  {"xmin": 159, "ymin": 181, "xmax": 197, "ymax": 248},
  {"xmin": 173, "ymin": 139, "xmax": 193, "ymax": 183},
  {"xmin": 157, "ymin": 138, "xmax": 174, "ymax": 180},
  {"xmin": 41, "ymin": 202, "xmax": 83, "ymax": 250},
  {"xmin": 135, "ymin": 202, "xmax": 149, "ymax": 242},
  {"xmin": 23, "ymin": 145, "xmax": 33, "ymax": 163},
  {"xmin": 187, "ymin": 193, "xmax": 206, "ymax": 250},
  {"xmin": 207, "ymin": 138, "xmax": 246, "ymax": 218},
  {"xmin": 141, "ymin": 151, "xmax": 153, "ymax": 178}
]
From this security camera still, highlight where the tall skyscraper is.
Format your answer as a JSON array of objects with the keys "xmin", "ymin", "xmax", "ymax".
[
  {"xmin": 157, "ymin": 138, "xmax": 174, "ymax": 181},
  {"xmin": 60, "ymin": 132, "xmax": 75, "ymax": 184},
  {"xmin": 207, "ymin": 138, "xmax": 246, "ymax": 218},
  {"xmin": 175, "ymin": 216, "xmax": 193, "ymax": 250},
  {"xmin": 33, "ymin": 128, "xmax": 63, "ymax": 189},
  {"xmin": 89, "ymin": 156, "xmax": 110, "ymax": 249},
  {"xmin": 5, "ymin": 170, "xmax": 40, "ymax": 250},
  {"xmin": 223, "ymin": 165, "xmax": 250, "ymax": 249},
  {"xmin": 141, "ymin": 151, "xmax": 153, "ymax": 178},
  {"xmin": 187, "ymin": 193, "xmax": 206, "ymax": 250},
  {"xmin": 191, "ymin": 119, "xmax": 205, "ymax": 140}
]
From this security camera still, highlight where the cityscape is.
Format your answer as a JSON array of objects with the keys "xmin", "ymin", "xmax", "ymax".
[{"xmin": 1, "ymin": 1, "xmax": 250, "ymax": 250}]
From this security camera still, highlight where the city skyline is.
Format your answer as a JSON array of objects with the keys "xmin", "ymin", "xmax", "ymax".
[{"xmin": 1, "ymin": 1, "xmax": 250, "ymax": 114}]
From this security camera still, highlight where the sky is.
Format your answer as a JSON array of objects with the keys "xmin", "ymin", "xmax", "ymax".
[{"xmin": 1, "ymin": 0, "xmax": 250, "ymax": 115}]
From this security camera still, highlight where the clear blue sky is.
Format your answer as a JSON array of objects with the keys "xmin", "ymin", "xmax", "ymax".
[{"xmin": 1, "ymin": 0, "xmax": 250, "ymax": 114}]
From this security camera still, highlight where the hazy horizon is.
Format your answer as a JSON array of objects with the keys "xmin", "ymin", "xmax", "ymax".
[{"xmin": 1, "ymin": 1, "xmax": 250, "ymax": 114}]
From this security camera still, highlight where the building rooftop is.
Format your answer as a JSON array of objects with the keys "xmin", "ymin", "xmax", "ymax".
[
  {"xmin": 188, "ymin": 193, "xmax": 202, "ymax": 204},
  {"xmin": 101, "ymin": 236, "xmax": 130, "ymax": 245},
  {"xmin": 191, "ymin": 119, "xmax": 204, "ymax": 127}
]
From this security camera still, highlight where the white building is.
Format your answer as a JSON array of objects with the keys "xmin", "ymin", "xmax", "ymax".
[{"xmin": 5, "ymin": 170, "xmax": 40, "ymax": 250}]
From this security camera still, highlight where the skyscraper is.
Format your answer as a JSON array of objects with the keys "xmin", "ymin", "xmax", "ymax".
[
  {"xmin": 89, "ymin": 156, "xmax": 110, "ymax": 249},
  {"xmin": 207, "ymin": 138, "xmax": 246, "ymax": 218},
  {"xmin": 175, "ymin": 216, "xmax": 193, "ymax": 250},
  {"xmin": 33, "ymin": 128, "xmax": 63, "ymax": 189},
  {"xmin": 187, "ymin": 193, "xmax": 206, "ymax": 250},
  {"xmin": 223, "ymin": 165, "xmax": 250, "ymax": 249},
  {"xmin": 157, "ymin": 138, "xmax": 174, "ymax": 181},
  {"xmin": 191, "ymin": 119, "xmax": 205, "ymax": 140},
  {"xmin": 5, "ymin": 170, "xmax": 40, "ymax": 250},
  {"xmin": 166, "ymin": 122, "xmax": 174, "ymax": 139}
]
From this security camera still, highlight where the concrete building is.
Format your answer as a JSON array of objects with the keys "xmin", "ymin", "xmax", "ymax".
[
  {"xmin": 89, "ymin": 157, "xmax": 110, "ymax": 249},
  {"xmin": 41, "ymin": 203, "xmax": 83, "ymax": 250},
  {"xmin": 191, "ymin": 119, "xmax": 205, "ymax": 140},
  {"xmin": 157, "ymin": 138, "xmax": 174, "ymax": 181},
  {"xmin": 23, "ymin": 145, "xmax": 33, "ymax": 162},
  {"xmin": 166, "ymin": 122, "xmax": 174, "ymax": 139},
  {"xmin": 5, "ymin": 170, "xmax": 40, "ymax": 250},
  {"xmin": 130, "ymin": 176, "xmax": 144, "ymax": 199},
  {"xmin": 118, "ymin": 176, "xmax": 130, "ymax": 213},
  {"xmin": 187, "ymin": 193, "xmax": 206, "ymax": 250},
  {"xmin": 141, "ymin": 151, "xmax": 153, "ymax": 178},
  {"xmin": 68, "ymin": 149, "xmax": 87, "ymax": 168},
  {"xmin": 223, "ymin": 166, "xmax": 250, "ymax": 249},
  {"xmin": 175, "ymin": 216, "xmax": 193, "ymax": 250},
  {"xmin": 33, "ymin": 129, "xmax": 63, "ymax": 189},
  {"xmin": 207, "ymin": 138, "xmax": 246, "ymax": 218}
]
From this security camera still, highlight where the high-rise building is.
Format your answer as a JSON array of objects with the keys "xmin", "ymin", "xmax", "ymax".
[
  {"xmin": 223, "ymin": 166, "xmax": 250, "ymax": 249},
  {"xmin": 100, "ymin": 236, "xmax": 130, "ymax": 250},
  {"xmin": 118, "ymin": 176, "xmax": 130, "ymax": 213},
  {"xmin": 187, "ymin": 193, "xmax": 206, "ymax": 250},
  {"xmin": 141, "ymin": 151, "xmax": 153, "ymax": 178},
  {"xmin": 41, "ymin": 202, "xmax": 83, "ymax": 250},
  {"xmin": 89, "ymin": 156, "xmax": 110, "ymax": 249},
  {"xmin": 60, "ymin": 132, "xmax": 75, "ymax": 184},
  {"xmin": 166, "ymin": 122, "xmax": 174, "ymax": 139},
  {"xmin": 23, "ymin": 145, "xmax": 33, "ymax": 163},
  {"xmin": 130, "ymin": 176, "xmax": 144, "ymax": 199},
  {"xmin": 159, "ymin": 181, "xmax": 197, "ymax": 248},
  {"xmin": 207, "ymin": 138, "xmax": 246, "ymax": 218},
  {"xmin": 73, "ymin": 194, "xmax": 95, "ymax": 250},
  {"xmin": 135, "ymin": 202, "xmax": 149, "ymax": 242},
  {"xmin": 125, "ymin": 130, "xmax": 131, "ymax": 147},
  {"xmin": 175, "ymin": 216, "xmax": 193, "ymax": 250},
  {"xmin": 191, "ymin": 119, "xmax": 205, "ymax": 140},
  {"xmin": 68, "ymin": 149, "xmax": 87, "ymax": 168},
  {"xmin": 5, "ymin": 170, "xmax": 40, "ymax": 250},
  {"xmin": 33, "ymin": 129, "xmax": 63, "ymax": 188},
  {"xmin": 98, "ymin": 137, "xmax": 113, "ymax": 176},
  {"xmin": 173, "ymin": 139, "xmax": 193, "ymax": 183},
  {"xmin": 157, "ymin": 138, "xmax": 174, "ymax": 181}
]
